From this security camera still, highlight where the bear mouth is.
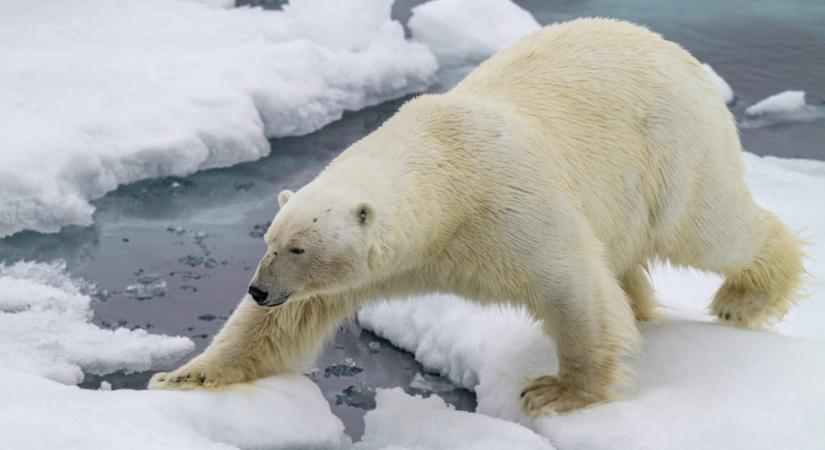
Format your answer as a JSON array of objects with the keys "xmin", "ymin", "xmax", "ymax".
[{"xmin": 262, "ymin": 290, "xmax": 292, "ymax": 307}]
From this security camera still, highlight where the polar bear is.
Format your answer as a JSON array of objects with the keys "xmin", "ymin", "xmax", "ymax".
[{"xmin": 150, "ymin": 18, "xmax": 803, "ymax": 415}]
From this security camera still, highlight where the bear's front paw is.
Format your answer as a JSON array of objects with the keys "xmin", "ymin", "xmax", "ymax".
[
  {"xmin": 520, "ymin": 375, "xmax": 605, "ymax": 416},
  {"xmin": 148, "ymin": 364, "xmax": 243, "ymax": 390}
]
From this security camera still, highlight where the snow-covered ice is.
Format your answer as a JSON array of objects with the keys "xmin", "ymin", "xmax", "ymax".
[
  {"xmin": 0, "ymin": 260, "xmax": 193, "ymax": 384},
  {"xmin": 0, "ymin": 369, "xmax": 350, "ymax": 450},
  {"xmin": 701, "ymin": 63, "xmax": 735, "ymax": 104},
  {"xmin": 409, "ymin": 0, "xmax": 540, "ymax": 65},
  {"xmin": 0, "ymin": 0, "xmax": 437, "ymax": 238},
  {"xmin": 355, "ymin": 388, "xmax": 556, "ymax": 450},
  {"xmin": 741, "ymin": 90, "xmax": 825, "ymax": 128},
  {"xmin": 359, "ymin": 152, "xmax": 825, "ymax": 450}
]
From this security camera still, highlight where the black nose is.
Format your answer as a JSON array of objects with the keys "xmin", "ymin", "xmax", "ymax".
[{"xmin": 248, "ymin": 286, "xmax": 269, "ymax": 305}]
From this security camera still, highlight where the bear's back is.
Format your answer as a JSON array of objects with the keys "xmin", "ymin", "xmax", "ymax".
[{"xmin": 448, "ymin": 18, "xmax": 742, "ymax": 269}]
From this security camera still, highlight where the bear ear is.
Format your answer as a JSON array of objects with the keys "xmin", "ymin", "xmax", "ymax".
[
  {"xmin": 277, "ymin": 190, "xmax": 294, "ymax": 208},
  {"xmin": 355, "ymin": 202, "xmax": 374, "ymax": 226}
]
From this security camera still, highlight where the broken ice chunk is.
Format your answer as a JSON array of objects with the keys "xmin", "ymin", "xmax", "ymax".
[
  {"xmin": 335, "ymin": 383, "xmax": 376, "ymax": 409},
  {"xmin": 408, "ymin": 372, "xmax": 457, "ymax": 394}
]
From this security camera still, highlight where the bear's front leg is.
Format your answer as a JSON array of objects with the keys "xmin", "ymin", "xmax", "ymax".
[
  {"xmin": 149, "ymin": 294, "xmax": 356, "ymax": 390},
  {"xmin": 520, "ymin": 253, "xmax": 641, "ymax": 415}
]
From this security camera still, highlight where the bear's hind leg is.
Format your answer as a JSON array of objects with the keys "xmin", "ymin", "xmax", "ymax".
[
  {"xmin": 520, "ymin": 251, "xmax": 641, "ymax": 415},
  {"xmin": 620, "ymin": 263, "xmax": 658, "ymax": 321},
  {"xmin": 710, "ymin": 212, "xmax": 804, "ymax": 328}
]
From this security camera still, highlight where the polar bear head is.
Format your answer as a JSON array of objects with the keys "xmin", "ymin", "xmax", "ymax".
[{"xmin": 247, "ymin": 184, "xmax": 379, "ymax": 307}]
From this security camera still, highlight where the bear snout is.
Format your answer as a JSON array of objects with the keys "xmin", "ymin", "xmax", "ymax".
[{"xmin": 248, "ymin": 285, "xmax": 269, "ymax": 305}]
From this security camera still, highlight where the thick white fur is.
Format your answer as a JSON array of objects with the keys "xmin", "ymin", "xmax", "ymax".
[{"xmin": 150, "ymin": 19, "xmax": 803, "ymax": 414}]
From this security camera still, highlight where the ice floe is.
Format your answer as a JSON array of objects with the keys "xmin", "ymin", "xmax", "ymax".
[
  {"xmin": 355, "ymin": 388, "xmax": 556, "ymax": 450},
  {"xmin": 0, "ymin": 0, "xmax": 437, "ymax": 237},
  {"xmin": 0, "ymin": 369, "xmax": 350, "ymax": 450},
  {"xmin": 746, "ymin": 90, "xmax": 807, "ymax": 116},
  {"xmin": 701, "ymin": 63, "xmax": 735, "ymax": 104},
  {"xmin": 0, "ymin": 261, "xmax": 193, "ymax": 384}
]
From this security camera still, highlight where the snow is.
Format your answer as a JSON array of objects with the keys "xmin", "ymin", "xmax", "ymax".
[
  {"xmin": 0, "ymin": 260, "xmax": 194, "ymax": 385},
  {"xmin": 408, "ymin": 0, "xmax": 540, "ymax": 65},
  {"xmin": 0, "ymin": 369, "xmax": 349, "ymax": 450},
  {"xmin": 701, "ymin": 63, "xmax": 735, "ymax": 104},
  {"xmin": 746, "ymin": 90, "xmax": 807, "ymax": 115},
  {"xmin": 355, "ymin": 388, "xmax": 556, "ymax": 450},
  {"xmin": 359, "ymin": 152, "xmax": 825, "ymax": 450},
  {"xmin": 0, "ymin": 0, "xmax": 437, "ymax": 238}
]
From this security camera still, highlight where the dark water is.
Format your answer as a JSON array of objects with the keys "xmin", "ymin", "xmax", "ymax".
[{"xmin": 2, "ymin": 0, "xmax": 823, "ymax": 441}]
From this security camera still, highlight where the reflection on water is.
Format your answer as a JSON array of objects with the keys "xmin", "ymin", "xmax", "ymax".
[{"xmin": 2, "ymin": 0, "xmax": 823, "ymax": 441}]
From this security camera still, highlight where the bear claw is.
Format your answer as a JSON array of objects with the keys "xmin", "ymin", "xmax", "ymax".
[{"xmin": 520, "ymin": 376, "xmax": 604, "ymax": 416}]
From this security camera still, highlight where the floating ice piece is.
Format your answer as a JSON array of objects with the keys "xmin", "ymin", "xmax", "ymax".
[
  {"xmin": 408, "ymin": 372, "xmax": 456, "ymax": 393},
  {"xmin": 409, "ymin": 0, "xmax": 540, "ymax": 64},
  {"xmin": 0, "ymin": 261, "xmax": 193, "ymax": 384},
  {"xmin": 126, "ymin": 273, "xmax": 168, "ymax": 300},
  {"xmin": 0, "ymin": 0, "xmax": 437, "ymax": 238},
  {"xmin": 360, "ymin": 153, "xmax": 825, "ymax": 449},
  {"xmin": 701, "ymin": 63, "xmax": 735, "ymax": 104},
  {"xmin": 324, "ymin": 363, "xmax": 364, "ymax": 378},
  {"xmin": 355, "ymin": 388, "xmax": 555, "ymax": 450},
  {"xmin": 741, "ymin": 90, "xmax": 825, "ymax": 128},
  {"xmin": 0, "ymin": 369, "xmax": 349, "ymax": 450},
  {"xmin": 336, "ymin": 382, "xmax": 377, "ymax": 410},
  {"xmin": 746, "ymin": 90, "xmax": 806, "ymax": 115}
]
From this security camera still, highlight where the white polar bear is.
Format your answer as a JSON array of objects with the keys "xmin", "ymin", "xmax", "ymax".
[{"xmin": 150, "ymin": 18, "xmax": 803, "ymax": 415}]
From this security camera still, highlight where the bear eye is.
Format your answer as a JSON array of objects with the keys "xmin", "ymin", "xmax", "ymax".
[
  {"xmin": 358, "ymin": 207, "xmax": 368, "ymax": 224},
  {"xmin": 288, "ymin": 247, "xmax": 305, "ymax": 255}
]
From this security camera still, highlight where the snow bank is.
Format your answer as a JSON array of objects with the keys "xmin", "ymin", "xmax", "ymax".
[
  {"xmin": 0, "ymin": 261, "xmax": 194, "ymax": 384},
  {"xmin": 0, "ymin": 369, "xmax": 349, "ymax": 450},
  {"xmin": 409, "ymin": 0, "xmax": 540, "ymax": 65},
  {"xmin": 359, "ymin": 152, "xmax": 825, "ymax": 449},
  {"xmin": 356, "ymin": 388, "xmax": 555, "ymax": 450},
  {"xmin": 0, "ymin": 0, "xmax": 437, "ymax": 237},
  {"xmin": 741, "ymin": 90, "xmax": 825, "ymax": 128},
  {"xmin": 701, "ymin": 63, "xmax": 735, "ymax": 104}
]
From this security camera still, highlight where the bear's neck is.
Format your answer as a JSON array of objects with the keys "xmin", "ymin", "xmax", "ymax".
[{"xmin": 322, "ymin": 93, "xmax": 505, "ymax": 273}]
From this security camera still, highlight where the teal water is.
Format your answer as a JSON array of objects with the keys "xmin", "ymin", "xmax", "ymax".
[{"xmin": 2, "ymin": 0, "xmax": 823, "ymax": 440}]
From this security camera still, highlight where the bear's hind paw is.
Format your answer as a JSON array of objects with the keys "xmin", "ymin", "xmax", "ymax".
[{"xmin": 520, "ymin": 375, "xmax": 606, "ymax": 416}]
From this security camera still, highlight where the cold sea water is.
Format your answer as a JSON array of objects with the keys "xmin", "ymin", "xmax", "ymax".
[{"xmin": 2, "ymin": 0, "xmax": 823, "ymax": 439}]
